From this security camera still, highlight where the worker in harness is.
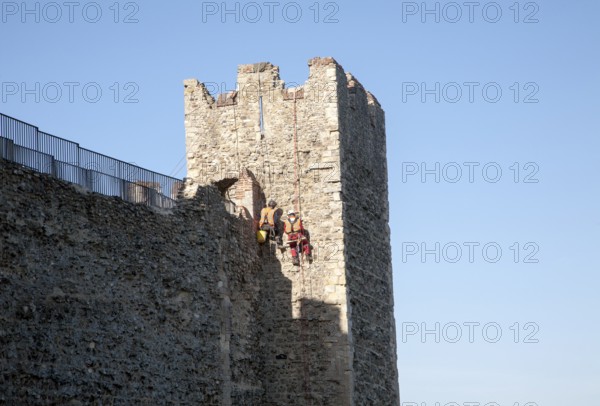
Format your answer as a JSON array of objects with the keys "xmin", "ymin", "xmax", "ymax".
[
  {"xmin": 259, "ymin": 200, "xmax": 282, "ymax": 245},
  {"xmin": 284, "ymin": 210, "xmax": 312, "ymax": 266}
]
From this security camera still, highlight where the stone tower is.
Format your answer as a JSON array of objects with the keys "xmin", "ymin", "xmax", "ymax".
[{"xmin": 183, "ymin": 57, "xmax": 399, "ymax": 405}]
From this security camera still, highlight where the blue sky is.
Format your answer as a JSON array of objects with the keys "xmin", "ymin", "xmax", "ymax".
[{"xmin": 2, "ymin": 0, "xmax": 599, "ymax": 404}]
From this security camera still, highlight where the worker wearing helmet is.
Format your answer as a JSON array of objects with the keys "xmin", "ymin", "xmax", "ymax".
[
  {"xmin": 284, "ymin": 210, "xmax": 312, "ymax": 266},
  {"xmin": 259, "ymin": 200, "xmax": 282, "ymax": 245}
]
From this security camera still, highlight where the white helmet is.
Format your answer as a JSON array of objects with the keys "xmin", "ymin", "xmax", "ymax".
[{"xmin": 287, "ymin": 210, "xmax": 296, "ymax": 216}]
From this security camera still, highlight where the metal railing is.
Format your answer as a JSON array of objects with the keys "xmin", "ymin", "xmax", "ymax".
[{"xmin": 0, "ymin": 113, "xmax": 183, "ymax": 209}]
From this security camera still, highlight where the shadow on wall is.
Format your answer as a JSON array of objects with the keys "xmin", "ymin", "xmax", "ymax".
[
  {"xmin": 216, "ymin": 168, "xmax": 350, "ymax": 405},
  {"xmin": 256, "ymin": 248, "xmax": 348, "ymax": 406}
]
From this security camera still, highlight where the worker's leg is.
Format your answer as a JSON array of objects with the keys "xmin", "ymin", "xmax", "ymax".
[
  {"xmin": 302, "ymin": 239, "xmax": 311, "ymax": 256},
  {"xmin": 288, "ymin": 234, "xmax": 300, "ymax": 265},
  {"xmin": 274, "ymin": 223, "xmax": 283, "ymax": 245}
]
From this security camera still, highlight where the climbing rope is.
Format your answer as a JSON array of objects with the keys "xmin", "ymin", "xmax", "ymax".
[
  {"xmin": 233, "ymin": 99, "xmax": 241, "ymax": 173},
  {"xmin": 258, "ymin": 75, "xmax": 265, "ymax": 138},
  {"xmin": 299, "ymin": 253, "xmax": 312, "ymax": 406},
  {"xmin": 292, "ymin": 91, "xmax": 302, "ymax": 214},
  {"xmin": 290, "ymin": 89, "xmax": 313, "ymax": 406},
  {"xmin": 256, "ymin": 71, "xmax": 273, "ymax": 200}
]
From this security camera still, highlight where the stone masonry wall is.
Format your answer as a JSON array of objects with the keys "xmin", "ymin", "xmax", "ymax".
[
  {"xmin": 184, "ymin": 57, "xmax": 399, "ymax": 405},
  {"xmin": 338, "ymin": 73, "xmax": 400, "ymax": 405},
  {"xmin": 0, "ymin": 159, "xmax": 264, "ymax": 405}
]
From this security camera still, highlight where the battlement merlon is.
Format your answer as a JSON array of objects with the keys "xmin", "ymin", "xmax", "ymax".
[
  {"xmin": 236, "ymin": 61, "xmax": 283, "ymax": 89},
  {"xmin": 183, "ymin": 79, "xmax": 215, "ymax": 115}
]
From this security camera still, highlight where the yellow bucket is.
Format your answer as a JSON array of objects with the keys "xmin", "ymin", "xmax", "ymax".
[{"xmin": 256, "ymin": 230, "xmax": 268, "ymax": 244}]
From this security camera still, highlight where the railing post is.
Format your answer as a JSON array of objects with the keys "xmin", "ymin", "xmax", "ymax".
[
  {"xmin": 121, "ymin": 179, "xmax": 130, "ymax": 202},
  {"xmin": 51, "ymin": 157, "xmax": 57, "ymax": 178},
  {"xmin": 1, "ymin": 138, "xmax": 15, "ymax": 161}
]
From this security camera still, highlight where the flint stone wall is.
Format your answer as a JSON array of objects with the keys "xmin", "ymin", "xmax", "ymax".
[{"xmin": 0, "ymin": 159, "xmax": 263, "ymax": 405}]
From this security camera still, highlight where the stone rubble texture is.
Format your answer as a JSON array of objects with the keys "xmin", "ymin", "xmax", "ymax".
[
  {"xmin": 184, "ymin": 57, "xmax": 399, "ymax": 405},
  {"xmin": 0, "ymin": 160, "xmax": 263, "ymax": 405},
  {"xmin": 0, "ymin": 57, "xmax": 399, "ymax": 405}
]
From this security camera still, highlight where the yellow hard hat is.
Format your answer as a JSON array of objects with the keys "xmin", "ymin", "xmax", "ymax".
[{"xmin": 256, "ymin": 230, "xmax": 268, "ymax": 243}]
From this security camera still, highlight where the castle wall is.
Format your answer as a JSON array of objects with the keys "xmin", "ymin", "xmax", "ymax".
[
  {"xmin": 184, "ymin": 57, "xmax": 399, "ymax": 405},
  {"xmin": 0, "ymin": 159, "xmax": 263, "ymax": 405}
]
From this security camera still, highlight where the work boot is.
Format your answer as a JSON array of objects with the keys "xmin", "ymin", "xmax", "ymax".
[
  {"xmin": 276, "ymin": 236, "xmax": 283, "ymax": 246},
  {"xmin": 292, "ymin": 257, "xmax": 300, "ymax": 266},
  {"xmin": 306, "ymin": 253, "xmax": 313, "ymax": 263}
]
